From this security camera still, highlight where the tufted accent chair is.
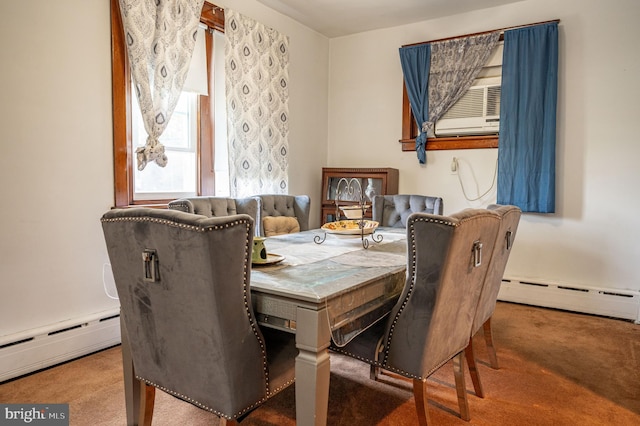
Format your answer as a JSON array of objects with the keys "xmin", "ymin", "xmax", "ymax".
[
  {"xmin": 168, "ymin": 196, "xmax": 260, "ymax": 235},
  {"xmin": 331, "ymin": 209, "xmax": 501, "ymax": 424},
  {"xmin": 255, "ymin": 194, "xmax": 311, "ymax": 237},
  {"xmin": 101, "ymin": 208, "xmax": 296, "ymax": 425},
  {"xmin": 372, "ymin": 194, "xmax": 444, "ymax": 228},
  {"xmin": 464, "ymin": 204, "xmax": 521, "ymax": 398}
]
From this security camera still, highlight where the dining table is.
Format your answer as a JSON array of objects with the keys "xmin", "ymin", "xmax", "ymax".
[
  {"xmin": 119, "ymin": 226, "xmax": 408, "ymax": 426},
  {"xmin": 250, "ymin": 226, "xmax": 408, "ymax": 426}
]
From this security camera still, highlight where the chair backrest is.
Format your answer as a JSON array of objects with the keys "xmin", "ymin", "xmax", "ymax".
[
  {"xmin": 372, "ymin": 194, "xmax": 444, "ymax": 228},
  {"xmin": 380, "ymin": 209, "xmax": 500, "ymax": 378},
  {"xmin": 471, "ymin": 204, "xmax": 522, "ymax": 334},
  {"xmin": 256, "ymin": 194, "xmax": 311, "ymax": 236},
  {"xmin": 101, "ymin": 208, "xmax": 271, "ymax": 418},
  {"xmin": 168, "ymin": 196, "xmax": 259, "ymax": 234}
]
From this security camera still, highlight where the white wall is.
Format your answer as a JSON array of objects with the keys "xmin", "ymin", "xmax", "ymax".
[
  {"xmin": 327, "ymin": 0, "xmax": 640, "ymax": 295},
  {"xmin": 0, "ymin": 0, "xmax": 329, "ymax": 339},
  {"xmin": 0, "ymin": 0, "xmax": 116, "ymax": 337}
]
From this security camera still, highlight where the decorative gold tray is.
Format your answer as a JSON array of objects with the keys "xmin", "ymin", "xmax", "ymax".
[{"xmin": 321, "ymin": 220, "xmax": 379, "ymax": 235}]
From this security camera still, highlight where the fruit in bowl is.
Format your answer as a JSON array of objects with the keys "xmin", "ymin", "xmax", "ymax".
[
  {"xmin": 321, "ymin": 220, "xmax": 379, "ymax": 234},
  {"xmin": 340, "ymin": 204, "xmax": 369, "ymax": 219}
]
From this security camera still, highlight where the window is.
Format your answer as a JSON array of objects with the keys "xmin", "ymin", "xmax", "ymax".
[
  {"xmin": 110, "ymin": 0, "xmax": 225, "ymax": 207},
  {"xmin": 399, "ymin": 39, "xmax": 503, "ymax": 152},
  {"xmin": 131, "ymin": 90, "xmax": 199, "ymax": 200}
]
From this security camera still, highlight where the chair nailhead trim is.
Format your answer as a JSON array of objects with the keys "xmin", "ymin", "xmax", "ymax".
[
  {"xmin": 330, "ymin": 347, "xmax": 424, "ymax": 380},
  {"xmin": 168, "ymin": 201, "xmax": 190, "ymax": 212},
  {"xmin": 142, "ymin": 377, "xmax": 271, "ymax": 419},
  {"xmin": 108, "ymin": 216, "xmax": 282, "ymax": 419},
  {"xmin": 101, "ymin": 216, "xmax": 252, "ymax": 233},
  {"xmin": 381, "ymin": 216, "xmax": 457, "ymax": 366},
  {"xmin": 242, "ymin": 226, "xmax": 275, "ymax": 399}
]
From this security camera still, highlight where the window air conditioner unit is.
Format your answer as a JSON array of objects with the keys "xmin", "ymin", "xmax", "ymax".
[{"xmin": 434, "ymin": 79, "xmax": 501, "ymax": 136}]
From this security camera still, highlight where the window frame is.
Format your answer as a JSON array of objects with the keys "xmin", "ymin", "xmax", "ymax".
[
  {"xmin": 399, "ymin": 83, "xmax": 499, "ymax": 152},
  {"xmin": 110, "ymin": 0, "xmax": 224, "ymax": 207}
]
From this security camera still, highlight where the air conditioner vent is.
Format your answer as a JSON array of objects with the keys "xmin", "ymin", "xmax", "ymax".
[
  {"xmin": 435, "ymin": 79, "xmax": 502, "ymax": 136},
  {"xmin": 441, "ymin": 88, "xmax": 485, "ymax": 120},
  {"xmin": 487, "ymin": 85, "xmax": 501, "ymax": 116}
]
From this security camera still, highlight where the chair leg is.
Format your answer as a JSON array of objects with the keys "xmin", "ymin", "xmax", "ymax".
[
  {"xmin": 483, "ymin": 317, "xmax": 499, "ymax": 369},
  {"xmin": 139, "ymin": 382, "xmax": 155, "ymax": 426},
  {"xmin": 464, "ymin": 341, "xmax": 484, "ymax": 398},
  {"xmin": 370, "ymin": 337, "xmax": 384, "ymax": 381},
  {"xmin": 453, "ymin": 352, "xmax": 471, "ymax": 421},
  {"xmin": 412, "ymin": 378, "xmax": 431, "ymax": 426},
  {"xmin": 370, "ymin": 364, "xmax": 380, "ymax": 381}
]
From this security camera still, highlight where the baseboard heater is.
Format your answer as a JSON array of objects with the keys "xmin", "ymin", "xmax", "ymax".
[
  {"xmin": 498, "ymin": 278, "xmax": 640, "ymax": 323},
  {"xmin": 0, "ymin": 309, "xmax": 121, "ymax": 383}
]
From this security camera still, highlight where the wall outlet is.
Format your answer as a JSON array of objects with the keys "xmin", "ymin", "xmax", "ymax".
[{"xmin": 450, "ymin": 157, "xmax": 458, "ymax": 174}]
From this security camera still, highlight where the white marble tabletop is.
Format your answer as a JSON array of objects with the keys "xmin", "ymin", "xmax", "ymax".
[{"xmin": 250, "ymin": 227, "xmax": 407, "ymax": 302}]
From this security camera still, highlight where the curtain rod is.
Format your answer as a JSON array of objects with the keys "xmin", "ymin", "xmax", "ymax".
[{"xmin": 402, "ymin": 19, "xmax": 560, "ymax": 48}]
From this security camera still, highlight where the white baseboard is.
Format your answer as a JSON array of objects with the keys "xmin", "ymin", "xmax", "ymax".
[
  {"xmin": 0, "ymin": 309, "xmax": 121, "ymax": 383},
  {"xmin": 498, "ymin": 278, "xmax": 640, "ymax": 323}
]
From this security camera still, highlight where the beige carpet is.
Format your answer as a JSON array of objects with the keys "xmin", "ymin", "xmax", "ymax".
[{"xmin": 1, "ymin": 302, "xmax": 639, "ymax": 425}]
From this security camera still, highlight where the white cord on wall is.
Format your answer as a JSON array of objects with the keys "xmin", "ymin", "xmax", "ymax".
[
  {"xmin": 454, "ymin": 157, "xmax": 498, "ymax": 202},
  {"xmin": 102, "ymin": 263, "xmax": 119, "ymax": 300}
]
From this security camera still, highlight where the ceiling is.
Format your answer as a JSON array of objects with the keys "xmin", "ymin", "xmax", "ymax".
[{"xmin": 256, "ymin": 0, "xmax": 524, "ymax": 38}]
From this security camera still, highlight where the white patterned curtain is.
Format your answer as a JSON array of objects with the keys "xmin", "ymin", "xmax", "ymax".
[
  {"xmin": 424, "ymin": 32, "xmax": 501, "ymax": 137},
  {"xmin": 119, "ymin": 0, "xmax": 204, "ymax": 171},
  {"xmin": 225, "ymin": 9, "xmax": 290, "ymax": 197}
]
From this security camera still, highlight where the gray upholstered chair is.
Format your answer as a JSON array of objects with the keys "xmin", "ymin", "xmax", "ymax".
[
  {"xmin": 168, "ymin": 196, "xmax": 260, "ymax": 235},
  {"xmin": 101, "ymin": 208, "xmax": 296, "ymax": 425},
  {"xmin": 465, "ymin": 204, "xmax": 521, "ymax": 398},
  {"xmin": 331, "ymin": 209, "xmax": 501, "ymax": 424},
  {"xmin": 255, "ymin": 194, "xmax": 311, "ymax": 237},
  {"xmin": 372, "ymin": 194, "xmax": 444, "ymax": 228}
]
